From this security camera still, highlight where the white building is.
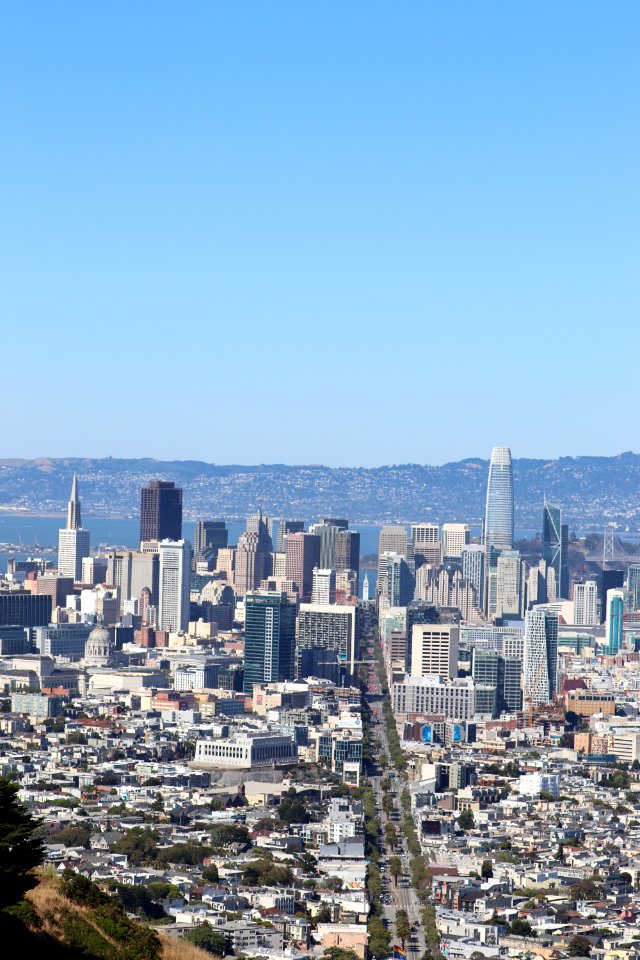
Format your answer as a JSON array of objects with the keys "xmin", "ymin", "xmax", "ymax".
[
  {"xmin": 523, "ymin": 608, "xmax": 558, "ymax": 705},
  {"xmin": 573, "ymin": 580, "xmax": 598, "ymax": 626},
  {"xmin": 57, "ymin": 474, "xmax": 90, "ymax": 581},
  {"xmin": 392, "ymin": 676, "xmax": 475, "ymax": 720},
  {"xmin": 518, "ymin": 772, "xmax": 560, "ymax": 797},
  {"xmin": 158, "ymin": 540, "xmax": 191, "ymax": 633},
  {"xmin": 194, "ymin": 732, "xmax": 298, "ymax": 769},
  {"xmin": 410, "ymin": 623, "xmax": 459, "ymax": 680},
  {"xmin": 441, "ymin": 523, "xmax": 470, "ymax": 560},
  {"xmin": 312, "ymin": 569, "xmax": 337, "ymax": 605}
]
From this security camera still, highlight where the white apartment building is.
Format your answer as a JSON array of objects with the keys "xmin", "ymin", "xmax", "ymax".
[{"xmin": 410, "ymin": 623, "xmax": 459, "ymax": 680}]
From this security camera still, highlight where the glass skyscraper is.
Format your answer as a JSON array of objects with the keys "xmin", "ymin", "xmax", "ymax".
[
  {"xmin": 483, "ymin": 446, "xmax": 514, "ymax": 550},
  {"xmin": 542, "ymin": 501, "xmax": 569, "ymax": 599}
]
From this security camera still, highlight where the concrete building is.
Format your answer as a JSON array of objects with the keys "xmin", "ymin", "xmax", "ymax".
[
  {"xmin": 523, "ymin": 607, "xmax": 558, "ymax": 706},
  {"xmin": 312, "ymin": 568, "xmax": 336, "ymax": 605},
  {"xmin": 285, "ymin": 533, "xmax": 320, "ymax": 602},
  {"xmin": 158, "ymin": 540, "xmax": 191, "ymax": 633},
  {"xmin": 410, "ymin": 623, "xmax": 459, "ymax": 680},
  {"xmin": 297, "ymin": 603, "xmax": 359, "ymax": 678},
  {"xmin": 441, "ymin": 523, "xmax": 470, "ymax": 560},
  {"xmin": 194, "ymin": 732, "xmax": 298, "ymax": 769},
  {"xmin": 392, "ymin": 676, "xmax": 475, "ymax": 719}
]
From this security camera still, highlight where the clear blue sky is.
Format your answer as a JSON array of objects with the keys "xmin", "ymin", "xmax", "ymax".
[{"xmin": 1, "ymin": 2, "xmax": 638, "ymax": 466}]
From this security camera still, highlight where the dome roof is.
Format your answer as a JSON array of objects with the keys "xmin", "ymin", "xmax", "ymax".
[{"xmin": 88, "ymin": 625, "xmax": 111, "ymax": 645}]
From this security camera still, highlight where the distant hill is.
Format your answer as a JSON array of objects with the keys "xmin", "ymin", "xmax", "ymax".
[{"xmin": 0, "ymin": 453, "xmax": 638, "ymax": 530}]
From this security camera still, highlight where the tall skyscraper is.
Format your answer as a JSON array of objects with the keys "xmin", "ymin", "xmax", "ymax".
[
  {"xmin": 334, "ymin": 529, "xmax": 360, "ymax": 578},
  {"xmin": 58, "ymin": 474, "xmax": 90, "ymax": 582},
  {"xmin": 542, "ymin": 501, "xmax": 569, "ymax": 599},
  {"xmin": 312, "ymin": 568, "xmax": 337, "ymax": 604},
  {"xmin": 158, "ymin": 540, "xmax": 190, "ymax": 633},
  {"xmin": 140, "ymin": 481, "xmax": 183, "ymax": 544},
  {"xmin": 461, "ymin": 545, "xmax": 485, "ymax": 608},
  {"xmin": 193, "ymin": 521, "xmax": 228, "ymax": 565},
  {"xmin": 483, "ymin": 446, "xmax": 514, "ymax": 550},
  {"xmin": 572, "ymin": 579, "xmax": 598, "ymax": 625},
  {"xmin": 411, "ymin": 523, "xmax": 441, "ymax": 568},
  {"xmin": 234, "ymin": 531, "xmax": 265, "ymax": 596},
  {"xmin": 523, "ymin": 608, "xmax": 558, "ymax": 706},
  {"xmin": 441, "ymin": 523, "xmax": 470, "ymax": 560},
  {"xmin": 494, "ymin": 550, "xmax": 525, "ymax": 619},
  {"xmin": 605, "ymin": 589, "xmax": 625, "ymax": 655},
  {"xmin": 297, "ymin": 602, "xmax": 359, "ymax": 679},
  {"xmin": 627, "ymin": 564, "xmax": 640, "ymax": 613},
  {"xmin": 384, "ymin": 553, "xmax": 416, "ymax": 607},
  {"xmin": 285, "ymin": 532, "xmax": 321, "ymax": 602},
  {"xmin": 309, "ymin": 519, "xmax": 348, "ymax": 568},
  {"xmin": 276, "ymin": 520, "xmax": 305, "ymax": 553},
  {"xmin": 243, "ymin": 591, "xmax": 296, "ymax": 694}
]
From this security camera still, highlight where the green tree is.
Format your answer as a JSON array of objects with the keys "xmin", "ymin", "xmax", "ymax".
[
  {"xmin": 396, "ymin": 908, "xmax": 411, "ymax": 949},
  {"xmin": 112, "ymin": 827, "xmax": 159, "ymax": 866},
  {"xmin": 184, "ymin": 922, "xmax": 227, "ymax": 955},
  {"xmin": 382, "ymin": 794, "xmax": 394, "ymax": 819},
  {"xmin": 570, "ymin": 879, "xmax": 602, "ymax": 901},
  {"xmin": 202, "ymin": 864, "xmax": 219, "ymax": 883},
  {"xmin": 481, "ymin": 860, "xmax": 493, "ymax": 879},
  {"xmin": 567, "ymin": 935, "xmax": 592, "ymax": 956},
  {"xmin": 385, "ymin": 822, "xmax": 397, "ymax": 848},
  {"xmin": 509, "ymin": 918, "xmax": 533, "ymax": 937},
  {"xmin": 457, "ymin": 809, "xmax": 475, "ymax": 831},
  {"xmin": 0, "ymin": 776, "xmax": 43, "ymax": 907},
  {"xmin": 368, "ymin": 915, "xmax": 391, "ymax": 957},
  {"xmin": 390, "ymin": 856, "xmax": 402, "ymax": 887}
]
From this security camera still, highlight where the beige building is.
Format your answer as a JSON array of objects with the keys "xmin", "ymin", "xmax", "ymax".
[{"xmin": 410, "ymin": 623, "xmax": 459, "ymax": 679}]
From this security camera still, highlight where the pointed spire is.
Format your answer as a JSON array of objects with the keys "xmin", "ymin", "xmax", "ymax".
[{"xmin": 66, "ymin": 473, "xmax": 81, "ymax": 529}]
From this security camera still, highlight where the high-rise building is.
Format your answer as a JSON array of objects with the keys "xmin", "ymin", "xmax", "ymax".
[
  {"xmin": 158, "ymin": 540, "xmax": 190, "ymax": 633},
  {"xmin": 542, "ymin": 501, "xmax": 569, "ymax": 599},
  {"xmin": 605, "ymin": 589, "xmax": 625, "ymax": 655},
  {"xmin": 193, "ymin": 521, "xmax": 228, "ymax": 565},
  {"xmin": 494, "ymin": 550, "xmax": 525, "ymax": 620},
  {"xmin": 415, "ymin": 566, "xmax": 478, "ymax": 620},
  {"xmin": 243, "ymin": 591, "xmax": 296, "ymax": 694},
  {"xmin": 246, "ymin": 511, "xmax": 273, "ymax": 577},
  {"xmin": 285, "ymin": 532, "xmax": 321, "ymax": 602},
  {"xmin": 309, "ymin": 519, "xmax": 348, "ymax": 569},
  {"xmin": 410, "ymin": 623, "xmax": 459, "ymax": 680},
  {"xmin": 276, "ymin": 520, "xmax": 305, "ymax": 553},
  {"xmin": 600, "ymin": 569, "xmax": 624, "ymax": 624},
  {"xmin": 383, "ymin": 553, "xmax": 415, "ymax": 607},
  {"xmin": 334, "ymin": 529, "xmax": 360, "ymax": 578},
  {"xmin": 58, "ymin": 475, "xmax": 90, "ymax": 582},
  {"xmin": 483, "ymin": 446, "xmax": 514, "ymax": 550},
  {"xmin": 0, "ymin": 590, "xmax": 51, "ymax": 628},
  {"xmin": 107, "ymin": 550, "xmax": 159, "ymax": 606},
  {"xmin": 140, "ymin": 481, "xmax": 183, "ymax": 544},
  {"xmin": 461, "ymin": 545, "xmax": 485, "ymax": 608},
  {"xmin": 572, "ymin": 579, "xmax": 598, "ymax": 625},
  {"xmin": 234, "ymin": 532, "xmax": 265, "ymax": 596},
  {"xmin": 471, "ymin": 648, "xmax": 522, "ymax": 715},
  {"xmin": 441, "ymin": 524, "xmax": 470, "ymax": 560},
  {"xmin": 626, "ymin": 564, "xmax": 640, "ymax": 612},
  {"xmin": 297, "ymin": 602, "xmax": 359, "ymax": 678},
  {"xmin": 312, "ymin": 568, "xmax": 337, "ymax": 605},
  {"xmin": 523, "ymin": 608, "xmax": 558, "ymax": 706},
  {"xmin": 411, "ymin": 523, "xmax": 441, "ymax": 568}
]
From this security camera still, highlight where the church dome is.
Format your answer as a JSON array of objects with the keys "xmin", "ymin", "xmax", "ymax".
[{"xmin": 85, "ymin": 624, "xmax": 114, "ymax": 664}]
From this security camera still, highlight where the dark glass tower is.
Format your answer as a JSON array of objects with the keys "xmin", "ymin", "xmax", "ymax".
[
  {"xmin": 243, "ymin": 592, "xmax": 296, "ymax": 694},
  {"xmin": 542, "ymin": 501, "xmax": 569, "ymax": 599},
  {"xmin": 139, "ymin": 481, "xmax": 183, "ymax": 544}
]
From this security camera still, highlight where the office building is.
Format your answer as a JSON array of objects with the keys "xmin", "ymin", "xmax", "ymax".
[
  {"xmin": 415, "ymin": 566, "xmax": 478, "ymax": 620},
  {"xmin": 523, "ymin": 608, "xmax": 558, "ymax": 706},
  {"xmin": 312, "ymin": 568, "xmax": 336, "ymax": 605},
  {"xmin": 605, "ymin": 589, "xmax": 625, "ymax": 656},
  {"xmin": 193, "ymin": 521, "xmax": 228, "ymax": 565},
  {"xmin": 297, "ymin": 603, "xmax": 359, "ymax": 678},
  {"xmin": 573, "ymin": 579, "xmax": 598, "ymax": 626},
  {"xmin": 483, "ymin": 446, "xmax": 514, "ymax": 550},
  {"xmin": 276, "ymin": 520, "xmax": 305, "ymax": 553},
  {"xmin": 626, "ymin": 564, "xmax": 640, "ymax": 613},
  {"xmin": 243, "ymin": 591, "xmax": 296, "ymax": 694},
  {"xmin": 542, "ymin": 501, "xmax": 569, "ymax": 599},
  {"xmin": 81, "ymin": 555, "xmax": 107, "ymax": 585},
  {"xmin": 309, "ymin": 519, "xmax": 348, "ymax": 569},
  {"xmin": 58, "ymin": 475, "xmax": 90, "ymax": 582},
  {"xmin": 441, "ymin": 523, "xmax": 470, "ymax": 560},
  {"xmin": 335, "ymin": 569, "xmax": 358, "ymax": 603},
  {"xmin": 0, "ymin": 590, "xmax": 51, "ymax": 628},
  {"xmin": 0, "ymin": 626, "xmax": 31, "ymax": 655},
  {"xmin": 410, "ymin": 623, "xmax": 459, "ymax": 680},
  {"xmin": 411, "ymin": 523, "xmax": 441, "ymax": 568},
  {"xmin": 471, "ymin": 648, "xmax": 522, "ymax": 714},
  {"xmin": 235, "ymin": 532, "xmax": 265, "ymax": 596},
  {"xmin": 140, "ymin": 481, "xmax": 183, "ymax": 544},
  {"xmin": 158, "ymin": 540, "xmax": 191, "ymax": 633},
  {"xmin": 600, "ymin": 569, "xmax": 624, "ymax": 623},
  {"xmin": 334, "ymin": 529, "xmax": 360, "ymax": 578},
  {"xmin": 194, "ymin": 732, "xmax": 297, "ymax": 769},
  {"xmin": 35, "ymin": 623, "xmax": 93, "ymax": 659},
  {"xmin": 383, "ymin": 552, "xmax": 415, "ymax": 607},
  {"xmin": 392, "ymin": 676, "xmax": 475, "ymax": 720},
  {"xmin": 285, "ymin": 532, "xmax": 321, "ymax": 602},
  {"xmin": 494, "ymin": 550, "xmax": 525, "ymax": 619},
  {"xmin": 461, "ymin": 545, "xmax": 485, "ymax": 608},
  {"xmin": 107, "ymin": 549, "xmax": 159, "ymax": 606}
]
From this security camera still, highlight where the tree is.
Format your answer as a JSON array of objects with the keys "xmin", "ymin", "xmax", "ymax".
[
  {"xmin": 0, "ymin": 776, "xmax": 43, "ymax": 907},
  {"xmin": 457, "ymin": 809, "xmax": 475, "ymax": 831},
  {"xmin": 396, "ymin": 908, "xmax": 411, "ymax": 949},
  {"xmin": 368, "ymin": 915, "xmax": 391, "ymax": 957},
  {"xmin": 567, "ymin": 935, "xmax": 592, "ymax": 956},
  {"xmin": 385, "ymin": 822, "xmax": 397, "ymax": 848},
  {"xmin": 202, "ymin": 864, "xmax": 219, "ymax": 884},
  {"xmin": 112, "ymin": 827, "xmax": 159, "ymax": 866},
  {"xmin": 382, "ymin": 794, "xmax": 394, "ymax": 819},
  {"xmin": 481, "ymin": 860, "xmax": 493, "ymax": 880},
  {"xmin": 390, "ymin": 856, "xmax": 402, "ymax": 887},
  {"xmin": 278, "ymin": 788, "xmax": 311, "ymax": 824},
  {"xmin": 184, "ymin": 923, "xmax": 227, "ymax": 956},
  {"xmin": 570, "ymin": 879, "xmax": 602, "ymax": 901},
  {"xmin": 509, "ymin": 918, "xmax": 533, "ymax": 938}
]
